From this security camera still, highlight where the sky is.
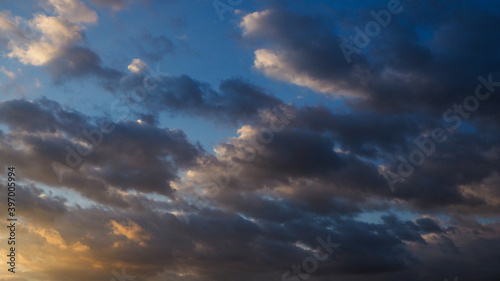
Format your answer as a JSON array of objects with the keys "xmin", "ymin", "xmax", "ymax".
[{"xmin": 0, "ymin": 0, "xmax": 499, "ymax": 280}]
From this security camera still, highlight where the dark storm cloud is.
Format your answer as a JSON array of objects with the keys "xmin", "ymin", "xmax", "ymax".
[
  {"xmin": 178, "ymin": 102, "xmax": 500, "ymax": 216},
  {"xmin": 269, "ymin": 105, "xmax": 500, "ymax": 214},
  {"xmin": 184, "ymin": 118, "xmax": 390, "ymax": 209},
  {"xmin": 1, "ymin": 1, "xmax": 499, "ymax": 280},
  {"xmin": 384, "ymin": 126, "xmax": 500, "ymax": 214},
  {"xmin": 225, "ymin": 128, "xmax": 344, "ymax": 178},
  {"xmin": 0, "ymin": 84, "xmax": 498, "ymax": 281},
  {"xmin": 90, "ymin": 0, "xmax": 166, "ymax": 10},
  {"xmin": 240, "ymin": 1, "xmax": 500, "ymax": 122},
  {"xmin": 104, "ymin": 66, "xmax": 486, "ymax": 223},
  {"xmin": 0, "ymin": 98, "xmax": 204, "ymax": 207}
]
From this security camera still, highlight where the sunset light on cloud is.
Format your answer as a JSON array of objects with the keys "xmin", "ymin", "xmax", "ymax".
[{"xmin": 0, "ymin": 0, "xmax": 499, "ymax": 280}]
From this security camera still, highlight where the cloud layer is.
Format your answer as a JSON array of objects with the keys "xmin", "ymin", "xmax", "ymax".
[{"xmin": 0, "ymin": 0, "xmax": 499, "ymax": 281}]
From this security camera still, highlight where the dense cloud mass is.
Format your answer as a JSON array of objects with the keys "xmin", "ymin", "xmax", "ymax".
[
  {"xmin": 241, "ymin": 2, "xmax": 500, "ymax": 119},
  {"xmin": 118, "ymin": 72, "xmax": 284, "ymax": 124},
  {"xmin": 0, "ymin": 0, "xmax": 499, "ymax": 281},
  {"xmin": 0, "ymin": 98, "xmax": 204, "ymax": 207}
]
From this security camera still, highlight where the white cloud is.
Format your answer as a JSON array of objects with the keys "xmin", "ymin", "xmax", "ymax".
[
  {"xmin": 90, "ymin": 0, "xmax": 128, "ymax": 11},
  {"xmin": 127, "ymin": 58, "xmax": 148, "ymax": 73},
  {"xmin": 0, "ymin": 66, "xmax": 16, "ymax": 79}
]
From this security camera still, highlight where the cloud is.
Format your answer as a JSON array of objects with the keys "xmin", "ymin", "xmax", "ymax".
[
  {"xmin": 0, "ymin": 10, "xmax": 17, "ymax": 32},
  {"xmin": 239, "ymin": 3, "xmax": 500, "ymax": 123},
  {"xmin": 1, "ymin": 182, "xmax": 498, "ymax": 281},
  {"xmin": 0, "ymin": 96, "xmax": 498, "ymax": 280},
  {"xmin": 0, "ymin": 66, "xmax": 16, "ymax": 79},
  {"xmin": 109, "ymin": 219, "xmax": 151, "ymax": 246},
  {"xmin": 5, "ymin": 0, "xmax": 97, "ymax": 66},
  {"xmin": 253, "ymin": 48, "xmax": 347, "ymax": 95},
  {"xmin": 29, "ymin": 226, "xmax": 69, "ymax": 249},
  {"xmin": 240, "ymin": 10, "xmax": 271, "ymax": 35},
  {"xmin": 0, "ymin": 1, "xmax": 499, "ymax": 280},
  {"xmin": 7, "ymin": 15, "xmax": 80, "ymax": 66},
  {"xmin": 47, "ymin": 46, "xmax": 122, "ymax": 83},
  {"xmin": 0, "ymin": 78, "xmax": 498, "ymax": 280},
  {"xmin": 48, "ymin": 0, "xmax": 98, "ymax": 24},
  {"xmin": 0, "ymin": 0, "xmax": 123, "ymax": 86},
  {"xmin": 128, "ymin": 58, "xmax": 148, "ymax": 73},
  {"xmin": 90, "ymin": 0, "xmax": 128, "ymax": 11},
  {"xmin": 0, "ymin": 98, "xmax": 204, "ymax": 207},
  {"xmin": 228, "ymin": 3, "xmax": 500, "ymax": 218},
  {"xmin": 240, "ymin": 9, "xmax": 365, "ymax": 98},
  {"xmin": 173, "ymin": 101, "xmax": 500, "ymax": 217},
  {"xmin": 134, "ymin": 32, "xmax": 175, "ymax": 62}
]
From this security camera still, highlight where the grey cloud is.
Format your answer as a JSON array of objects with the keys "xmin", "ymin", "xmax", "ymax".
[
  {"xmin": 240, "ymin": 3, "xmax": 500, "ymax": 125},
  {"xmin": 0, "ymin": 98, "xmax": 204, "ymax": 207},
  {"xmin": 119, "ymin": 73, "xmax": 283, "ymax": 125},
  {"xmin": 46, "ymin": 46, "xmax": 123, "ymax": 90}
]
